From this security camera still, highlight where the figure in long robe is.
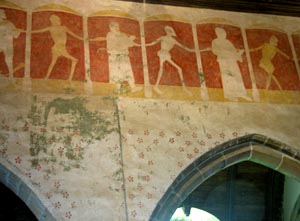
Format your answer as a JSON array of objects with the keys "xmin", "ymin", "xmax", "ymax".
[{"xmin": 211, "ymin": 27, "xmax": 251, "ymax": 101}]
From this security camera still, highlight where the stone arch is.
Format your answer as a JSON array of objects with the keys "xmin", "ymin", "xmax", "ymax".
[
  {"xmin": 150, "ymin": 133, "xmax": 300, "ymax": 221},
  {"xmin": 0, "ymin": 163, "xmax": 55, "ymax": 221}
]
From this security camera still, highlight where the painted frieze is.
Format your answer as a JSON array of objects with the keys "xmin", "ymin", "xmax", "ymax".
[
  {"xmin": 0, "ymin": 3, "xmax": 26, "ymax": 79},
  {"xmin": 144, "ymin": 15, "xmax": 199, "ymax": 96},
  {"xmin": 197, "ymin": 20, "xmax": 252, "ymax": 102},
  {"xmin": 30, "ymin": 6, "xmax": 85, "ymax": 81},
  {"xmin": 88, "ymin": 11, "xmax": 144, "ymax": 94},
  {"xmin": 246, "ymin": 26, "xmax": 300, "ymax": 91}
]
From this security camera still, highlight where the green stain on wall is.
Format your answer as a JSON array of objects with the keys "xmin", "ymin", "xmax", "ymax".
[{"xmin": 28, "ymin": 96, "xmax": 116, "ymax": 171}]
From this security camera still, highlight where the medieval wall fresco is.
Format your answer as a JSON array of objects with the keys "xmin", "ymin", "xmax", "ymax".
[
  {"xmin": 0, "ymin": 0, "xmax": 299, "ymax": 221},
  {"xmin": 0, "ymin": 1, "xmax": 300, "ymax": 103}
]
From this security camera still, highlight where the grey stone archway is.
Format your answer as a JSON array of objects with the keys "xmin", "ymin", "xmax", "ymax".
[
  {"xmin": 0, "ymin": 163, "xmax": 55, "ymax": 221},
  {"xmin": 150, "ymin": 134, "xmax": 300, "ymax": 221}
]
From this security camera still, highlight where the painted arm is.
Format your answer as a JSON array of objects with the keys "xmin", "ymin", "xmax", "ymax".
[
  {"xmin": 276, "ymin": 48, "xmax": 290, "ymax": 60},
  {"xmin": 249, "ymin": 45, "xmax": 263, "ymax": 52},
  {"xmin": 89, "ymin": 36, "xmax": 106, "ymax": 42},
  {"xmin": 145, "ymin": 37, "xmax": 162, "ymax": 46},
  {"xmin": 199, "ymin": 47, "xmax": 211, "ymax": 52},
  {"xmin": 31, "ymin": 27, "xmax": 50, "ymax": 34},
  {"xmin": 67, "ymin": 29, "xmax": 83, "ymax": 41},
  {"xmin": 176, "ymin": 41, "xmax": 194, "ymax": 53},
  {"xmin": 128, "ymin": 35, "xmax": 141, "ymax": 47}
]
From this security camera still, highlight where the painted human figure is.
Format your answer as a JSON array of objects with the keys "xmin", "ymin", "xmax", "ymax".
[
  {"xmin": 0, "ymin": 9, "xmax": 21, "ymax": 78},
  {"xmin": 32, "ymin": 15, "xmax": 82, "ymax": 80},
  {"xmin": 91, "ymin": 22, "xmax": 142, "ymax": 93},
  {"xmin": 250, "ymin": 35, "xmax": 290, "ymax": 90},
  {"xmin": 211, "ymin": 27, "xmax": 251, "ymax": 101},
  {"xmin": 106, "ymin": 22, "xmax": 142, "ymax": 93},
  {"xmin": 146, "ymin": 26, "xmax": 194, "ymax": 96}
]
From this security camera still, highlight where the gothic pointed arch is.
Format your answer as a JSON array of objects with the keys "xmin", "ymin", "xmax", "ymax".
[{"xmin": 150, "ymin": 133, "xmax": 300, "ymax": 221}]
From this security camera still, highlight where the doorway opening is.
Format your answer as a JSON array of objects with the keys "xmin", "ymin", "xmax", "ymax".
[
  {"xmin": 172, "ymin": 161, "xmax": 284, "ymax": 221},
  {"xmin": 0, "ymin": 181, "xmax": 37, "ymax": 221},
  {"xmin": 150, "ymin": 134, "xmax": 300, "ymax": 221}
]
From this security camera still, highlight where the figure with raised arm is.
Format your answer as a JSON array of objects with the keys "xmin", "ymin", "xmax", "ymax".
[
  {"xmin": 147, "ymin": 26, "xmax": 194, "ymax": 96},
  {"xmin": 250, "ymin": 35, "xmax": 290, "ymax": 90},
  {"xmin": 211, "ymin": 27, "xmax": 251, "ymax": 101},
  {"xmin": 32, "ymin": 15, "xmax": 82, "ymax": 80},
  {"xmin": 0, "ymin": 9, "xmax": 21, "ymax": 79},
  {"xmin": 91, "ymin": 22, "xmax": 142, "ymax": 94}
]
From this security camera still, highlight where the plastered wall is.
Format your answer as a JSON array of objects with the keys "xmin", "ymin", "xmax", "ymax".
[{"xmin": 0, "ymin": 0, "xmax": 300, "ymax": 220}]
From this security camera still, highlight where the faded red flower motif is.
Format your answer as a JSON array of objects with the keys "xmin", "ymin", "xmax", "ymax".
[
  {"xmin": 138, "ymin": 201, "xmax": 144, "ymax": 208},
  {"xmin": 232, "ymin": 131, "xmax": 238, "ymax": 137},
  {"xmin": 153, "ymin": 139, "xmax": 159, "ymax": 145},
  {"xmin": 44, "ymin": 173, "xmax": 50, "ymax": 181},
  {"xmin": 0, "ymin": 148, "xmax": 7, "ymax": 156},
  {"xmin": 26, "ymin": 172, "xmax": 32, "ymax": 178},
  {"xmin": 175, "ymin": 131, "xmax": 181, "ymax": 136},
  {"xmin": 137, "ymin": 137, "xmax": 143, "ymax": 143},
  {"xmin": 71, "ymin": 201, "xmax": 76, "ymax": 208},
  {"xmin": 198, "ymin": 140, "xmax": 205, "ymax": 146},
  {"xmin": 54, "ymin": 201, "xmax": 61, "ymax": 209},
  {"xmin": 144, "ymin": 130, "xmax": 150, "ymax": 136},
  {"xmin": 65, "ymin": 211, "xmax": 72, "ymax": 219},
  {"xmin": 144, "ymin": 175, "xmax": 150, "ymax": 182},
  {"xmin": 177, "ymin": 162, "xmax": 183, "ymax": 168},
  {"xmin": 206, "ymin": 133, "xmax": 212, "ymax": 139},
  {"xmin": 15, "ymin": 156, "xmax": 22, "ymax": 164},
  {"xmin": 146, "ymin": 193, "xmax": 153, "ymax": 199},
  {"xmin": 178, "ymin": 146, "xmax": 184, "ymax": 152},
  {"xmin": 219, "ymin": 133, "xmax": 225, "ymax": 139},
  {"xmin": 35, "ymin": 164, "xmax": 42, "ymax": 171},
  {"xmin": 138, "ymin": 152, "xmax": 144, "ymax": 159},
  {"xmin": 146, "ymin": 146, "xmax": 152, "ymax": 152},
  {"xmin": 54, "ymin": 181, "xmax": 61, "ymax": 189},
  {"xmin": 187, "ymin": 153, "xmax": 193, "ymax": 159},
  {"xmin": 169, "ymin": 138, "xmax": 175, "ymax": 143},
  {"xmin": 159, "ymin": 131, "xmax": 165, "ymax": 137},
  {"xmin": 23, "ymin": 123, "xmax": 29, "ymax": 131},
  {"xmin": 214, "ymin": 141, "xmax": 220, "ymax": 146},
  {"xmin": 148, "ymin": 160, "xmax": 154, "ymax": 166},
  {"xmin": 58, "ymin": 147, "xmax": 64, "ymax": 154},
  {"xmin": 127, "ymin": 176, "xmax": 134, "ymax": 182},
  {"xmin": 185, "ymin": 140, "xmax": 192, "ymax": 146},
  {"xmin": 128, "ymin": 193, "xmax": 135, "ymax": 200},
  {"xmin": 137, "ymin": 183, "xmax": 143, "ymax": 192},
  {"xmin": 192, "ymin": 132, "xmax": 197, "ymax": 138},
  {"xmin": 193, "ymin": 148, "xmax": 199, "ymax": 154},
  {"xmin": 128, "ymin": 129, "xmax": 134, "ymax": 134},
  {"xmin": 45, "ymin": 192, "xmax": 52, "ymax": 199},
  {"xmin": 62, "ymin": 191, "xmax": 69, "ymax": 199},
  {"xmin": 131, "ymin": 210, "xmax": 137, "ymax": 218}
]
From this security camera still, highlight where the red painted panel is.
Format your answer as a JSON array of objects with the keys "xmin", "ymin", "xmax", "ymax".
[
  {"xmin": 247, "ymin": 29, "xmax": 299, "ymax": 90},
  {"xmin": 197, "ymin": 23, "xmax": 251, "ymax": 89},
  {"xmin": 88, "ymin": 16, "xmax": 144, "ymax": 84},
  {"xmin": 0, "ymin": 8, "xmax": 26, "ymax": 78},
  {"xmin": 144, "ymin": 21, "xmax": 199, "ymax": 87},
  {"xmin": 30, "ymin": 11, "xmax": 85, "ymax": 81}
]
